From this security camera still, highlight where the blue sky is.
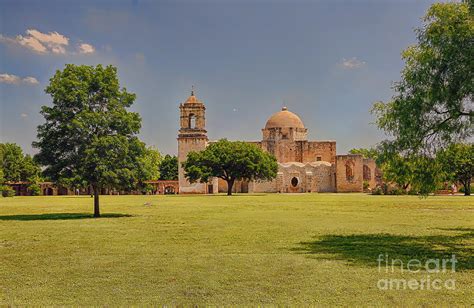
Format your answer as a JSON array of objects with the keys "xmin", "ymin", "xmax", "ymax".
[{"xmin": 0, "ymin": 0, "xmax": 436, "ymax": 155}]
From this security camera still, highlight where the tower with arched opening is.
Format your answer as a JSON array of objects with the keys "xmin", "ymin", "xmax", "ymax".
[{"xmin": 177, "ymin": 89, "xmax": 209, "ymax": 193}]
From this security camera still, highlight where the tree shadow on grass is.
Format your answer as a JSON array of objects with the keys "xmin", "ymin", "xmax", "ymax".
[
  {"xmin": 293, "ymin": 228, "xmax": 474, "ymax": 271},
  {"xmin": 0, "ymin": 213, "xmax": 132, "ymax": 221}
]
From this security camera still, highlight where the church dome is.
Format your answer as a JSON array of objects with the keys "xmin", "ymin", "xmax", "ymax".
[{"xmin": 265, "ymin": 107, "xmax": 305, "ymax": 129}]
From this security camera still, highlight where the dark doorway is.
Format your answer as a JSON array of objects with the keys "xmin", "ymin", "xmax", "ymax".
[{"xmin": 164, "ymin": 186, "xmax": 175, "ymax": 194}]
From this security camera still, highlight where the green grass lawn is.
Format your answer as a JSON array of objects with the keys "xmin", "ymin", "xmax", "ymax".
[{"xmin": 1, "ymin": 194, "xmax": 473, "ymax": 305}]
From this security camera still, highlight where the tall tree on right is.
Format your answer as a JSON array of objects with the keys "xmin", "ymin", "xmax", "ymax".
[
  {"xmin": 371, "ymin": 1, "xmax": 473, "ymax": 195},
  {"xmin": 372, "ymin": 2, "xmax": 473, "ymax": 154}
]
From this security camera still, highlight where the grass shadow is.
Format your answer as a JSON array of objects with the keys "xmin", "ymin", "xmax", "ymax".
[
  {"xmin": 0, "ymin": 213, "xmax": 132, "ymax": 221},
  {"xmin": 293, "ymin": 229, "xmax": 474, "ymax": 271}
]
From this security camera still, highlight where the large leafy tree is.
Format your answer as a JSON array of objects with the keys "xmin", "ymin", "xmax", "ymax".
[
  {"xmin": 373, "ymin": 2, "xmax": 473, "ymax": 154},
  {"xmin": 437, "ymin": 143, "xmax": 473, "ymax": 196},
  {"xmin": 34, "ymin": 64, "xmax": 150, "ymax": 217},
  {"xmin": 0, "ymin": 143, "xmax": 41, "ymax": 183},
  {"xmin": 183, "ymin": 139, "xmax": 278, "ymax": 195},
  {"xmin": 159, "ymin": 154, "xmax": 178, "ymax": 180},
  {"xmin": 377, "ymin": 149, "xmax": 442, "ymax": 195},
  {"xmin": 138, "ymin": 147, "xmax": 161, "ymax": 181}
]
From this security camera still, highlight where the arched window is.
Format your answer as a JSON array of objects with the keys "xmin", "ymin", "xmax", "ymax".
[
  {"xmin": 291, "ymin": 177, "xmax": 299, "ymax": 187},
  {"xmin": 188, "ymin": 114, "xmax": 196, "ymax": 129},
  {"xmin": 363, "ymin": 165, "xmax": 371, "ymax": 181},
  {"xmin": 345, "ymin": 161, "xmax": 354, "ymax": 181}
]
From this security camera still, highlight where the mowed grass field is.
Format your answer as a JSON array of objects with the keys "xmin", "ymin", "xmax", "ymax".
[{"xmin": 0, "ymin": 194, "xmax": 473, "ymax": 305}]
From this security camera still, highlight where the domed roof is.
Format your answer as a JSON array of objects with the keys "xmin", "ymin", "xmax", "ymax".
[
  {"xmin": 183, "ymin": 92, "xmax": 203, "ymax": 105},
  {"xmin": 265, "ymin": 107, "xmax": 305, "ymax": 129}
]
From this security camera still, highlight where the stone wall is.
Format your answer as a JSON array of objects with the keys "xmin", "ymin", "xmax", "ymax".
[
  {"xmin": 336, "ymin": 154, "xmax": 364, "ymax": 192},
  {"xmin": 260, "ymin": 140, "xmax": 336, "ymax": 164},
  {"xmin": 302, "ymin": 141, "xmax": 336, "ymax": 164},
  {"xmin": 363, "ymin": 158, "xmax": 377, "ymax": 190},
  {"xmin": 248, "ymin": 161, "xmax": 336, "ymax": 193},
  {"xmin": 177, "ymin": 136, "xmax": 208, "ymax": 194},
  {"xmin": 250, "ymin": 178, "xmax": 278, "ymax": 193}
]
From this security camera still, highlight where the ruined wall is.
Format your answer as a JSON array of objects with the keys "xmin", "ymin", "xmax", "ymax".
[
  {"xmin": 336, "ymin": 155, "xmax": 364, "ymax": 192},
  {"xmin": 363, "ymin": 158, "xmax": 377, "ymax": 190}
]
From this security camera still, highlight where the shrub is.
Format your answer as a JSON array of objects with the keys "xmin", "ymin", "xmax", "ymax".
[
  {"xmin": 389, "ymin": 188, "xmax": 406, "ymax": 195},
  {"xmin": 2, "ymin": 186, "xmax": 16, "ymax": 197},
  {"xmin": 363, "ymin": 180, "xmax": 370, "ymax": 191},
  {"xmin": 28, "ymin": 184, "xmax": 41, "ymax": 196},
  {"xmin": 372, "ymin": 186, "xmax": 383, "ymax": 195},
  {"xmin": 141, "ymin": 184, "xmax": 154, "ymax": 195}
]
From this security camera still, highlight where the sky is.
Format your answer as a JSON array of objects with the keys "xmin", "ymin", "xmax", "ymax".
[{"xmin": 0, "ymin": 0, "xmax": 437, "ymax": 156}]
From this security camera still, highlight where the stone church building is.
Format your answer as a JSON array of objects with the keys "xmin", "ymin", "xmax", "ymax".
[{"xmin": 178, "ymin": 91, "xmax": 378, "ymax": 194}]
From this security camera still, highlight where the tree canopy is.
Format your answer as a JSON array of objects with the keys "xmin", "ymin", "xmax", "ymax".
[
  {"xmin": 372, "ymin": 2, "xmax": 473, "ymax": 154},
  {"xmin": 34, "ymin": 64, "xmax": 153, "ymax": 216},
  {"xmin": 159, "ymin": 154, "xmax": 178, "ymax": 181},
  {"xmin": 437, "ymin": 143, "xmax": 473, "ymax": 196},
  {"xmin": 183, "ymin": 139, "xmax": 278, "ymax": 195},
  {"xmin": 0, "ymin": 143, "xmax": 41, "ymax": 184}
]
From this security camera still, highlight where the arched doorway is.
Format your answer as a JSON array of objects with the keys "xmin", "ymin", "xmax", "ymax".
[
  {"xmin": 43, "ymin": 187, "xmax": 53, "ymax": 195},
  {"xmin": 164, "ymin": 186, "xmax": 175, "ymax": 194}
]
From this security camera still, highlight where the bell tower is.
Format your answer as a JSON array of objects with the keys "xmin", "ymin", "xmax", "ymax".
[{"xmin": 177, "ymin": 88, "xmax": 208, "ymax": 193}]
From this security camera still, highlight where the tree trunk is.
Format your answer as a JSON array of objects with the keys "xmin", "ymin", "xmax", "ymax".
[
  {"xmin": 93, "ymin": 186, "xmax": 100, "ymax": 217},
  {"xmin": 226, "ymin": 179, "xmax": 235, "ymax": 196},
  {"xmin": 463, "ymin": 179, "xmax": 471, "ymax": 196}
]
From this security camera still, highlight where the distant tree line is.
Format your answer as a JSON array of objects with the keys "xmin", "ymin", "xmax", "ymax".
[
  {"xmin": 1, "ymin": 141, "xmax": 179, "ymax": 198},
  {"xmin": 0, "ymin": 143, "xmax": 42, "ymax": 196}
]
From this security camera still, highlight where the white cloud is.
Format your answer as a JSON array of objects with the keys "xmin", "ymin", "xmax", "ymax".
[
  {"xmin": 20, "ymin": 113, "xmax": 28, "ymax": 118},
  {"xmin": 78, "ymin": 43, "xmax": 95, "ymax": 54},
  {"xmin": 339, "ymin": 57, "xmax": 366, "ymax": 70},
  {"xmin": 27, "ymin": 29, "xmax": 69, "ymax": 46},
  {"xmin": 15, "ymin": 35, "xmax": 48, "ymax": 53},
  {"xmin": 0, "ymin": 73, "xmax": 39, "ymax": 85},
  {"xmin": 0, "ymin": 73, "xmax": 21, "ymax": 84},
  {"xmin": 22, "ymin": 76, "xmax": 39, "ymax": 85},
  {"xmin": 0, "ymin": 29, "xmax": 95, "ymax": 55}
]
